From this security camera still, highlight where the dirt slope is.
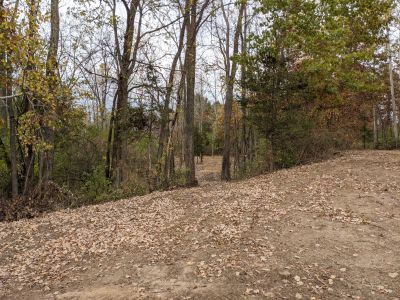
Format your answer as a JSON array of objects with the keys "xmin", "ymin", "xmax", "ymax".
[{"xmin": 1, "ymin": 151, "xmax": 400, "ymax": 300}]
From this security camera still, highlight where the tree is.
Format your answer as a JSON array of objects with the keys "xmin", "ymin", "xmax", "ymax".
[
  {"xmin": 183, "ymin": 0, "xmax": 210, "ymax": 186},
  {"xmin": 0, "ymin": 0, "xmax": 19, "ymax": 198},
  {"xmin": 157, "ymin": 0, "xmax": 188, "ymax": 182},
  {"xmin": 40, "ymin": 0, "xmax": 60, "ymax": 182},
  {"xmin": 218, "ymin": 0, "xmax": 245, "ymax": 181},
  {"xmin": 241, "ymin": 0, "xmax": 393, "ymax": 168},
  {"xmin": 387, "ymin": 31, "xmax": 398, "ymax": 147},
  {"xmin": 106, "ymin": 0, "xmax": 141, "ymax": 186}
]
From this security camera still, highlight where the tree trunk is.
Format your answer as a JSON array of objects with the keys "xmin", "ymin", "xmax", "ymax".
[
  {"xmin": 0, "ymin": 0, "xmax": 7, "ymax": 125},
  {"xmin": 388, "ymin": 40, "xmax": 398, "ymax": 147},
  {"xmin": 183, "ymin": 0, "xmax": 197, "ymax": 186},
  {"xmin": 106, "ymin": 93, "xmax": 117, "ymax": 179},
  {"xmin": 157, "ymin": 14, "xmax": 187, "ymax": 170},
  {"xmin": 40, "ymin": 0, "xmax": 60, "ymax": 182},
  {"xmin": 240, "ymin": 5, "xmax": 248, "ymax": 172},
  {"xmin": 22, "ymin": 0, "xmax": 39, "ymax": 195},
  {"xmin": 112, "ymin": 75, "xmax": 129, "ymax": 186},
  {"xmin": 221, "ymin": 2, "xmax": 245, "ymax": 181},
  {"xmin": 1, "ymin": 0, "xmax": 19, "ymax": 198},
  {"xmin": 164, "ymin": 71, "xmax": 185, "ymax": 185},
  {"xmin": 373, "ymin": 104, "xmax": 378, "ymax": 148},
  {"xmin": 221, "ymin": 84, "xmax": 234, "ymax": 180},
  {"xmin": 8, "ymin": 98, "xmax": 19, "ymax": 198},
  {"xmin": 109, "ymin": 0, "xmax": 140, "ymax": 186}
]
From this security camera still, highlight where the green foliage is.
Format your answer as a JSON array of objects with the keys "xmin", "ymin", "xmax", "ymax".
[
  {"xmin": 78, "ymin": 165, "xmax": 111, "ymax": 204},
  {"xmin": 0, "ymin": 160, "xmax": 10, "ymax": 198},
  {"xmin": 239, "ymin": 0, "xmax": 393, "ymax": 173},
  {"xmin": 0, "ymin": 0, "xmax": 397, "ymax": 219},
  {"xmin": 194, "ymin": 126, "xmax": 208, "ymax": 157}
]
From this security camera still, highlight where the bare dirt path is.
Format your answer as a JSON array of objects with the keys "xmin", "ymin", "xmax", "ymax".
[
  {"xmin": 195, "ymin": 156, "xmax": 221, "ymax": 185},
  {"xmin": 1, "ymin": 151, "xmax": 400, "ymax": 300}
]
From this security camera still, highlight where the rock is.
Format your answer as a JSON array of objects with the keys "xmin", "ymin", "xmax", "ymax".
[
  {"xmin": 388, "ymin": 272, "xmax": 398, "ymax": 279},
  {"xmin": 263, "ymin": 291, "xmax": 275, "ymax": 298},
  {"xmin": 295, "ymin": 293, "xmax": 303, "ymax": 299},
  {"xmin": 245, "ymin": 288, "xmax": 259, "ymax": 295},
  {"xmin": 279, "ymin": 270, "xmax": 291, "ymax": 278}
]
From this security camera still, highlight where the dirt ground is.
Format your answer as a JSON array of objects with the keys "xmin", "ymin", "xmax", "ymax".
[
  {"xmin": 1, "ymin": 151, "xmax": 400, "ymax": 299},
  {"xmin": 195, "ymin": 156, "xmax": 222, "ymax": 185}
]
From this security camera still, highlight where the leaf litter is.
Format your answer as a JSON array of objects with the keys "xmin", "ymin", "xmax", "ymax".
[{"xmin": 0, "ymin": 150, "xmax": 399, "ymax": 299}]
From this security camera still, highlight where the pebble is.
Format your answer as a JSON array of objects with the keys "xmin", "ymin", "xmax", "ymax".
[{"xmin": 279, "ymin": 270, "xmax": 291, "ymax": 278}]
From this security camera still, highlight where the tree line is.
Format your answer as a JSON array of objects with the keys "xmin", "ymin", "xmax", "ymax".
[{"xmin": 0, "ymin": 0, "xmax": 398, "ymax": 219}]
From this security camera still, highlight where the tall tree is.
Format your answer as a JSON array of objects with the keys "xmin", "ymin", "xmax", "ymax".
[
  {"xmin": 183, "ymin": 0, "xmax": 197, "ymax": 186},
  {"xmin": 22, "ymin": 0, "xmax": 40, "ymax": 195},
  {"xmin": 0, "ymin": 0, "xmax": 19, "ymax": 198},
  {"xmin": 157, "ymin": 3, "xmax": 188, "ymax": 182},
  {"xmin": 40, "ymin": 0, "xmax": 60, "ymax": 182},
  {"xmin": 106, "ymin": 0, "xmax": 141, "ymax": 186},
  {"xmin": 387, "ymin": 35, "xmax": 398, "ymax": 146},
  {"xmin": 220, "ymin": 0, "xmax": 245, "ymax": 181},
  {"xmin": 182, "ymin": 0, "xmax": 210, "ymax": 185}
]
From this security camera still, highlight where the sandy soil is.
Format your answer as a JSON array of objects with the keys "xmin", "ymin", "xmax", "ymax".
[{"xmin": 1, "ymin": 151, "xmax": 400, "ymax": 299}]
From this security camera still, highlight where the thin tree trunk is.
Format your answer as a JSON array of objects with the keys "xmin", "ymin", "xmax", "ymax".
[
  {"xmin": 40, "ymin": 0, "xmax": 60, "ymax": 182},
  {"xmin": 148, "ymin": 93, "xmax": 154, "ymax": 173},
  {"xmin": 8, "ymin": 98, "xmax": 19, "ymax": 198},
  {"xmin": 22, "ymin": 0, "xmax": 39, "ymax": 195},
  {"xmin": 106, "ymin": 93, "xmax": 117, "ymax": 179},
  {"xmin": 240, "ymin": 6, "xmax": 248, "ymax": 172},
  {"xmin": 1, "ymin": 0, "xmax": 20, "ymax": 198},
  {"xmin": 157, "ymin": 13, "xmax": 187, "ymax": 168},
  {"xmin": 0, "ymin": 0, "xmax": 7, "ymax": 125},
  {"xmin": 164, "ymin": 71, "xmax": 185, "ymax": 184},
  {"xmin": 388, "ymin": 40, "xmax": 398, "ymax": 147},
  {"xmin": 268, "ymin": 133, "xmax": 274, "ymax": 171},
  {"xmin": 373, "ymin": 104, "xmax": 378, "ymax": 148},
  {"xmin": 221, "ymin": 84, "xmax": 234, "ymax": 180},
  {"xmin": 221, "ymin": 2, "xmax": 245, "ymax": 181}
]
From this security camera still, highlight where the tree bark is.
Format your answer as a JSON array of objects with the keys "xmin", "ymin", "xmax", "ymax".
[
  {"xmin": 373, "ymin": 104, "xmax": 378, "ymax": 148},
  {"xmin": 1, "ymin": 0, "xmax": 19, "ymax": 198},
  {"xmin": 8, "ymin": 98, "xmax": 19, "ymax": 198},
  {"xmin": 183, "ymin": 0, "xmax": 197, "ymax": 186},
  {"xmin": 106, "ymin": 93, "xmax": 117, "ymax": 179},
  {"xmin": 221, "ymin": 2, "xmax": 245, "ymax": 181},
  {"xmin": 164, "ymin": 69, "xmax": 185, "ymax": 185},
  {"xmin": 112, "ymin": 75, "xmax": 129, "ymax": 186},
  {"xmin": 157, "ymin": 11, "xmax": 187, "ymax": 171},
  {"xmin": 22, "ymin": 0, "xmax": 39, "ymax": 195},
  {"xmin": 40, "ymin": 0, "xmax": 60, "ymax": 182},
  {"xmin": 110, "ymin": 0, "xmax": 140, "ymax": 186},
  {"xmin": 388, "ymin": 43, "xmax": 398, "ymax": 147}
]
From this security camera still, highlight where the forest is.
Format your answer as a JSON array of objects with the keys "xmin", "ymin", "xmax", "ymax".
[
  {"xmin": 0, "ymin": 0, "xmax": 399, "ymax": 219},
  {"xmin": 2, "ymin": 1, "xmax": 400, "ymax": 299}
]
